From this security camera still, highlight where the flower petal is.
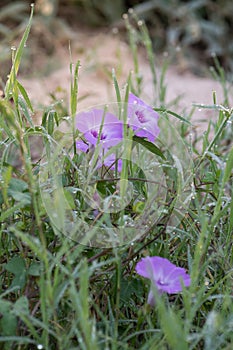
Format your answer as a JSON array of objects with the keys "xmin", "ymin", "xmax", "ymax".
[
  {"xmin": 135, "ymin": 256, "xmax": 191, "ymax": 295},
  {"xmin": 127, "ymin": 93, "xmax": 160, "ymax": 142},
  {"xmin": 76, "ymin": 140, "xmax": 89, "ymax": 153},
  {"xmin": 76, "ymin": 109, "xmax": 123, "ymax": 148}
]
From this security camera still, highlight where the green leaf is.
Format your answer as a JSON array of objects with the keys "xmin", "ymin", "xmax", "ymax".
[
  {"xmin": 13, "ymin": 296, "xmax": 29, "ymax": 316},
  {"xmin": 17, "ymin": 80, "xmax": 33, "ymax": 112},
  {"xmin": 0, "ymin": 299, "xmax": 17, "ymax": 337},
  {"xmin": 7, "ymin": 178, "xmax": 31, "ymax": 205},
  {"xmin": 18, "ymin": 96, "xmax": 34, "ymax": 127},
  {"xmin": 133, "ymin": 135, "xmax": 165, "ymax": 159},
  {"xmin": 47, "ymin": 110, "xmax": 56, "ymax": 135},
  {"xmin": 11, "ymin": 273, "xmax": 27, "ymax": 290},
  {"xmin": 5, "ymin": 257, "xmax": 27, "ymax": 290},
  {"xmin": 4, "ymin": 256, "xmax": 26, "ymax": 275},
  {"xmin": 8, "ymin": 191, "xmax": 31, "ymax": 205},
  {"xmin": 28, "ymin": 262, "xmax": 41, "ymax": 277},
  {"xmin": 1, "ymin": 166, "xmax": 12, "ymax": 204},
  {"xmin": 64, "ymin": 188, "xmax": 76, "ymax": 209},
  {"xmin": 8, "ymin": 178, "xmax": 28, "ymax": 192}
]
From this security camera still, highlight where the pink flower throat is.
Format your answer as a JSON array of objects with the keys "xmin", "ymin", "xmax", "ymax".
[
  {"xmin": 135, "ymin": 110, "xmax": 147, "ymax": 123},
  {"xmin": 91, "ymin": 129, "xmax": 107, "ymax": 140}
]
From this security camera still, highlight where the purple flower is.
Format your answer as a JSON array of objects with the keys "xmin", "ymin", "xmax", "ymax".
[
  {"xmin": 135, "ymin": 256, "xmax": 191, "ymax": 306},
  {"xmin": 76, "ymin": 109, "xmax": 123, "ymax": 149},
  {"xmin": 76, "ymin": 109, "xmax": 123, "ymax": 171},
  {"xmin": 127, "ymin": 93, "xmax": 160, "ymax": 143}
]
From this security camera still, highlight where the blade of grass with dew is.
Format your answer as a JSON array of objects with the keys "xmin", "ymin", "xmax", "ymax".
[
  {"xmin": 120, "ymin": 73, "xmax": 131, "ymax": 215},
  {"xmin": 112, "ymin": 68, "xmax": 121, "ymax": 104},
  {"xmin": 123, "ymin": 13, "xmax": 142, "ymax": 96},
  {"xmin": 202, "ymin": 108, "xmax": 232, "ymax": 157},
  {"xmin": 212, "ymin": 144, "xmax": 233, "ymax": 223},
  {"xmin": 17, "ymin": 95, "xmax": 34, "ymax": 128},
  {"xmin": 1, "ymin": 164, "xmax": 12, "ymax": 207},
  {"xmin": 159, "ymin": 56, "xmax": 169, "ymax": 106},
  {"xmin": 112, "ymin": 68, "xmax": 122, "ymax": 176},
  {"xmin": 16, "ymin": 80, "xmax": 33, "ymax": 112},
  {"xmin": 70, "ymin": 54, "xmax": 81, "ymax": 155},
  {"xmin": 112, "ymin": 249, "xmax": 121, "ymax": 350},
  {"xmin": 4, "ymin": 4, "xmax": 34, "ymax": 99},
  {"xmin": 0, "ymin": 102, "xmax": 20, "ymax": 149},
  {"xmin": 210, "ymin": 54, "xmax": 230, "ymax": 106},
  {"xmin": 155, "ymin": 107, "xmax": 192, "ymax": 125},
  {"xmin": 70, "ymin": 260, "xmax": 100, "ymax": 350}
]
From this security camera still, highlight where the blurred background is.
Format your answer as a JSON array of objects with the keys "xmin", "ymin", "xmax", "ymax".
[{"xmin": 0, "ymin": 0, "xmax": 233, "ymax": 82}]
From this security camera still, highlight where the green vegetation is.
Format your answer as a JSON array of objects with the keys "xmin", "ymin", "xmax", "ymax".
[{"xmin": 0, "ymin": 4, "xmax": 232, "ymax": 350}]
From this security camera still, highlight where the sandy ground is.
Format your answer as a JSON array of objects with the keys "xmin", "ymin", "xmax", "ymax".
[{"xmin": 19, "ymin": 28, "xmax": 232, "ymax": 136}]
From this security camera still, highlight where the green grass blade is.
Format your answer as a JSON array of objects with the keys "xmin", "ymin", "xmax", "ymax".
[
  {"xmin": 133, "ymin": 135, "xmax": 165, "ymax": 159},
  {"xmin": 4, "ymin": 4, "xmax": 34, "ymax": 99},
  {"xmin": 17, "ymin": 80, "xmax": 34, "ymax": 112}
]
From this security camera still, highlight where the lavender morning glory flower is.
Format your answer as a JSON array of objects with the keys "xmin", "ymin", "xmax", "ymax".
[
  {"xmin": 127, "ymin": 93, "xmax": 160, "ymax": 143},
  {"xmin": 76, "ymin": 108, "xmax": 123, "ymax": 171},
  {"xmin": 76, "ymin": 108, "xmax": 123, "ymax": 149},
  {"xmin": 135, "ymin": 256, "xmax": 191, "ymax": 306}
]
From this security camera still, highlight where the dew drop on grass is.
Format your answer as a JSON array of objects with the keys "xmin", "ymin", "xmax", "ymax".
[
  {"xmin": 137, "ymin": 20, "xmax": 143, "ymax": 26},
  {"xmin": 128, "ymin": 8, "xmax": 134, "ymax": 14},
  {"xmin": 11, "ymin": 46, "xmax": 16, "ymax": 51},
  {"xmin": 37, "ymin": 345, "xmax": 43, "ymax": 350},
  {"xmin": 122, "ymin": 13, "xmax": 128, "ymax": 20}
]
